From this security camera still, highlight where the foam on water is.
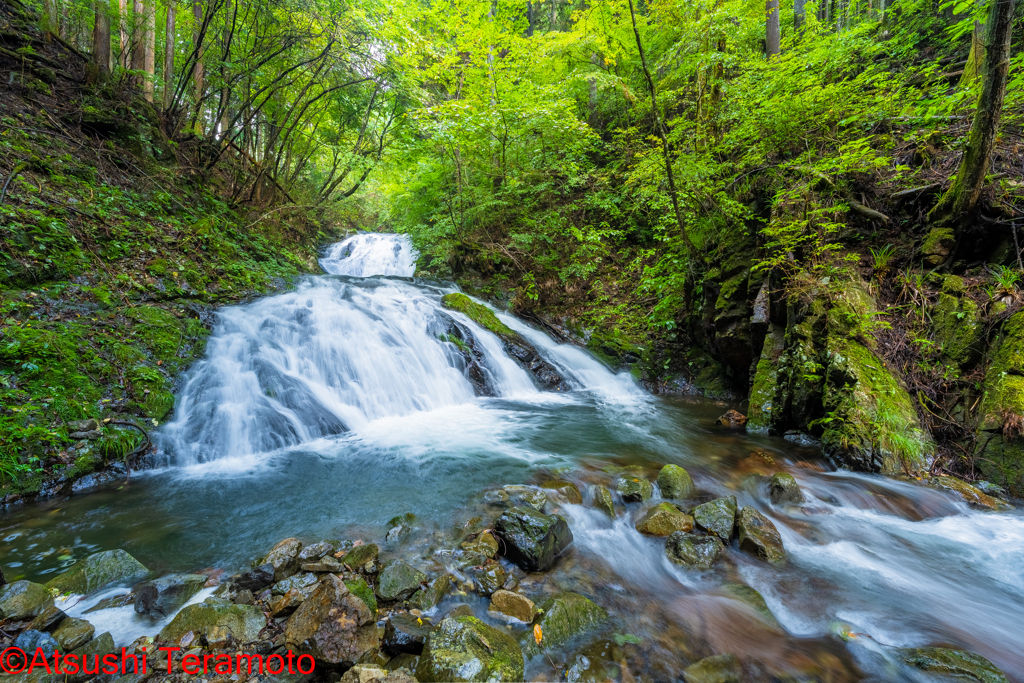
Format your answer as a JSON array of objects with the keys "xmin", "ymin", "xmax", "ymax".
[{"xmin": 319, "ymin": 232, "xmax": 417, "ymax": 276}]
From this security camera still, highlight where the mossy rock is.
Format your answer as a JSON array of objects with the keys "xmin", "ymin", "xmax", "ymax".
[
  {"xmin": 45, "ymin": 549, "xmax": 149, "ymax": 595},
  {"xmin": 682, "ymin": 653, "xmax": 741, "ymax": 683},
  {"xmin": 635, "ymin": 502, "xmax": 694, "ymax": 536},
  {"xmin": 377, "ymin": 561, "xmax": 428, "ymax": 602},
  {"xmin": 692, "ymin": 496, "xmax": 737, "ymax": 542},
  {"xmin": 590, "ymin": 485, "xmax": 616, "ymax": 517},
  {"xmin": 158, "ymin": 597, "xmax": 267, "ymax": 644},
  {"xmin": 747, "ymin": 327, "xmax": 785, "ymax": 434},
  {"xmin": 932, "ymin": 292, "xmax": 982, "ymax": 368},
  {"xmin": 440, "ymin": 293, "xmax": 516, "ymax": 338},
  {"xmin": 346, "ymin": 576, "xmax": 378, "ymax": 615},
  {"xmin": 656, "ymin": 464, "xmax": 695, "ymax": 499},
  {"xmin": 921, "ymin": 228, "xmax": 955, "ymax": 267},
  {"xmin": 737, "ymin": 506, "xmax": 785, "ymax": 566},
  {"xmin": 666, "ymin": 532, "xmax": 724, "ymax": 571},
  {"xmin": 343, "ymin": 543, "xmax": 379, "ymax": 568},
  {"xmin": 901, "ymin": 647, "xmax": 1008, "ymax": 683},
  {"xmin": 415, "ymin": 616, "xmax": 524, "ymax": 682},
  {"xmin": 975, "ymin": 312, "xmax": 1024, "ymax": 495},
  {"xmin": 522, "ymin": 592, "xmax": 608, "ymax": 658},
  {"xmin": 410, "ymin": 575, "xmax": 450, "ymax": 611},
  {"xmin": 0, "ymin": 581, "xmax": 54, "ymax": 620},
  {"xmin": 615, "ymin": 476, "xmax": 653, "ymax": 503}
]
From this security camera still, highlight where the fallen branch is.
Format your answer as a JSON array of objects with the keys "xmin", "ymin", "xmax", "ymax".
[
  {"xmin": 0, "ymin": 160, "xmax": 28, "ymax": 205},
  {"xmin": 891, "ymin": 183, "xmax": 941, "ymax": 199}
]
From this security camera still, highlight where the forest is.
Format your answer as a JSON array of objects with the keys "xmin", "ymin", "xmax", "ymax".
[{"xmin": 0, "ymin": 0, "xmax": 1024, "ymax": 679}]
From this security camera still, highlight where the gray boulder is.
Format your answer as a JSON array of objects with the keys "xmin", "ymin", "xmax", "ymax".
[
  {"xmin": 666, "ymin": 532, "xmax": 724, "ymax": 571},
  {"xmin": 284, "ymin": 574, "xmax": 377, "ymax": 664},
  {"xmin": 693, "ymin": 496, "xmax": 737, "ymax": 542},
  {"xmin": 415, "ymin": 615, "xmax": 524, "ymax": 682},
  {"xmin": 158, "ymin": 597, "xmax": 267, "ymax": 645},
  {"xmin": 768, "ymin": 473, "xmax": 804, "ymax": 504},
  {"xmin": 45, "ymin": 550, "xmax": 149, "ymax": 595},
  {"xmin": 133, "ymin": 573, "xmax": 207, "ymax": 616},
  {"xmin": 0, "ymin": 581, "xmax": 54, "ymax": 620},
  {"xmin": 377, "ymin": 561, "xmax": 427, "ymax": 602},
  {"xmin": 493, "ymin": 506, "xmax": 572, "ymax": 572}
]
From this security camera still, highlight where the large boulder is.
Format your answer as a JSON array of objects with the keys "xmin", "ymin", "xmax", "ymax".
[
  {"xmin": 0, "ymin": 581, "xmax": 54, "ymax": 620},
  {"xmin": 590, "ymin": 485, "xmax": 616, "ymax": 517},
  {"xmin": 52, "ymin": 617, "xmax": 95, "ymax": 651},
  {"xmin": 383, "ymin": 613, "xmax": 432, "ymax": 655},
  {"xmin": 377, "ymin": 561, "xmax": 427, "ymax": 602},
  {"xmin": 615, "ymin": 476, "xmax": 653, "ymax": 503},
  {"xmin": 158, "ymin": 597, "xmax": 267, "ymax": 645},
  {"xmin": 737, "ymin": 506, "xmax": 786, "ymax": 565},
  {"xmin": 900, "ymin": 647, "xmax": 1008, "ymax": 683},
  {"xmin": 235, "ymin": 563, "xmax": 276, "ymax": 592},
  {"xmin": 342, "ymin": 543, "xmax": 379, "ymax": 569},
  {"xmin": 657, "ymin": 465, "xmax": 695, "ymax": 499},
  {"xmin": 15, "ymin": 630, "xmax": 60, "ymax": 655},
  {"xmin": 260, "ymin": 537, "xmax": 303, "ymax": 581},
  {"xmin": 974, "ymin": 312, "xmax": 1024, "ymax": 496},
  {"xmin": 635, "ymin": 502, "xmax": 694, "ymax": 536},
  {"xmin": 440, "ymin": 293, "xmax": 570, "ymax": 392},
  {"xmin": 415, "ymin": 615, "xmax": 524, "ymax": 682},
  {"xmin": 666, "ymin": 532, "xmax": 724, "ymax": 571},
  {"xmin": 45, "ymin": 550, "xmax": 149, "ymax": 595},
  {"xmin": 693, "ymin": 496, "xmax": 737, "ymax": 542},
  {"xmin": 468, "ymin": 563, "xmax": 505, "ymax": 596},
  {"xmin": 284, "ymin": 573, "xmax": 377, "ymax": 664},
  {"xmin": 493, "ymin": 506, "xmax": 572, "ymax": 572},
  {"xmin": 523, "ymin": 592, "xmax": 607, "ymax": 657},
  {"xmin": 542, "ymin": 480, "xmax": 582, "ymax": 504},
  {"xmin": 133, "ymin": 574, "xmax": 207, "ymax": 616}
]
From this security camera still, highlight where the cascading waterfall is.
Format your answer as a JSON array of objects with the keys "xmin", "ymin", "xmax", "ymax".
[{"xmin": 158, "ymin": 233, "xmax": 617, "ymax": 464}]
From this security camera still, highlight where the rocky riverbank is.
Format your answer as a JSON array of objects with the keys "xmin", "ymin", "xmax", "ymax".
[{"xmin": 0, "ymin": 459, "xmax": 1013, "ymax": 683}]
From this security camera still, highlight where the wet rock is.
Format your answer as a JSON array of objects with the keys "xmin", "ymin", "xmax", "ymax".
[
  {"xmin": 488, "ymin": 589, "xmax": 535, "ymax": 622},
  {"xmin": 285, "ymin": 574, "xmax": 377, "ymax": 664},
  {"xmin": 45, "ymin": 550, "xmax": 149, "ymax": 595},
  {"xmin": 15, "ymin": 629, "xmax": 60, "ymax": 654},
  {"xmin": 921, "ymin": 227, "xmax": 955, "ymax": 267},
  {"xmin": 415, "ymin": 615, "xmax": 524, "ymax": 682},
  {"xmin": 386, "ymin": 514, "xmax": 420, "ymax": 543},
  {"xmin": 302, "ymin": 556, "xmax": 344, "ymax": 572},
  {"xmin": 343, "ymin": 543, "xmax": 380, "ymax": 569},
  {"xmin": 924, "ymin": 476, "xmax": 1012, "ymax": 511},
  {"xmin": 494, "ymin": 506, "xmax": 573, "ymax": 572},
  {"xmin": 269, "ymin": 588, "xmax": 306, "ymax": 617},
  {"xmin": 469, "ymin": 564, "xmax": 505, "ymax": 596},
  {"xmin": 133, "ymin": 573, "xmax": 207, "ymax": 616},
  {"xmin": 52, "ymin": 617, "xmax": 95, "ymax": 651},
  {"xmin": 657, "ymin": 464, "xmax": 695, "ymax": 499},
  {"xmin": 636, "ymin": 502, "xmax": 694, "ymax": 536},
  {"xmin": 737, "ymin": 506, "xmax": 786, "ymax": 565},
  {"xmin": 502, "ymin": 571, "xmax": 520, "ymax": 591},
  {"xmin": 715, "ymin": 410, "xmax": 747, "ymax": 428},
  {"xmin": 666, "ymin": 532, "xmax": 724, "ymax": 570},
  {"xmin": 75, "ymin": 630, "xmax": 115, "ymax": 657},
  {"xmin": 261, "ymin": 537, "xmax": 303, "ymax": 581},
  {"xmin": 341, "ymin": 664, "xmax": 418, "ymax": 683},
  {"xmin": 386, "ymin": 652, "xmax": 420, "ymax": 672},
  {"xmin": 720, "ymin": 583, "xmax": 779, "ymax": 627},
  {"xmin": 615, "ymin": 476, "xmax": 653, "ymax": 503},
  {"xmin": 83, "ymin": 592, "xmax": 134, "ymax": 613},
  {"xmin": 523, "ymin": 592, "xmax": 608, "ymax": 657},
  {"xmin": 235, "ymin": 563, "xmax": 276, "ymax": 591},
  {"xmin": 29, "ymin": 605, "xmax": 67, "ymax": 631},
  {"xmin": 502, "ymin": 485, "xmax": 548, "ymax": 510},
  {"xmin": 446, "ymin": 604, "xmax": 474, "ymax": 618},
  {"xmin": 410, "ymin": 575, "xmax": 451, "ymax": 611},
  {"xmin": 542, "ymin": 480, "xmax": 583, "ymax": 504},
  {"xmin": 69, "ymin": 429, "xmax": 102, "ymax": 440},
  {"xmin": 68, "ymin": 418, "xmax": 99, "ymax": 432},
  {"xmin": 0, "ymin": 581, "xmax": 55, "ymax": 619},
  {"xmin": 693, "ymin": 496, "xmax": 737, "ymax": 542},
  {"xmin": 460, "ymin": 531, "xmax": 499, "ymax": 559},
  {"xmin": 449, "ymin": 548, "xmax": 491, "ymax": 570},
  {"xmin": 901, "ymin": 647, "xmax": 1008, "ymax": 683},
  {"xmin": 591, "ymin": 485, "xmax": 616, "ymax": 517},
  {"xmin": 158, "ymin": 597, "xmax": 267, "ymax": 645},
  {"xmin": 484, "ymin": 489, "xmax": 510, "ymax": 505},
  {"xmin": 346, "ymin": 577, "xmax": 378, "ymax": 614},
  {"xmin": 768, "ymin": 473, "xmax": 804, "ymax": 505},
  {"xmin": 273, "ymin": 572, "xmax": 319, "ymax": 595},
  {"xmin": 682, "ymin": 653, "xmax": 741, "ymax": 683},
  {"xmin": 377, "ymin": 561, "xmax": 428, "ymax": 602},
  {"xmin": 384, "ymin": 613, "xmax": 432, "ymax": 655},
  {"xmin": 233, "ymin": 588, "xmax": 255, "ymax": 605},
  {"xmin": 297, "ymin": 541, "xmax": 336, "ymax": 562}
]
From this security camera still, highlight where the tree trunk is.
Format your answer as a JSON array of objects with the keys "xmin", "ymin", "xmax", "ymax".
[
  {"xmin": 42, "ymin": 0, "xmax": 55, "ymax": 36},
  {"xmin": 193, "ymin": 0, "xmax": 205, "ymax": 134},
  {"xmin": 550, "ymin": 0, "xmax": 558, "ymax": 31},
  {"xmin": 131, "ymin": 0, "xmax": 144, "ymax": 71},
  {"xmin": 929, "ymin": 0, "xmax": 1016, "ymax": 225},
  {"xmin": 142, "ymin": 0, "xmax": 155, "ymax": 100},
  {"xmin": 92, "ymin": 0, "xmax": 111, "ymax": 73},
  {"xmin": 960, "ymin": 17, "xmax": 984, "ymax": 86},
  {"xmin": 766, "ymin": 0, "xmax": 780, "ymax": 58},
  {"xmin": 794, "ymin": 0, "xmax": 806, "ymax": 32},
  {"xmin": 162, "ymin": 0, "xmax": 174, "ymax": 109}
]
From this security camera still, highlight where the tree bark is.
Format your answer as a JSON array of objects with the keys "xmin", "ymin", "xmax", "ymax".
[
  {"xmin": 794, "ymin": 0, "xmax": 806, "ymax": 32},
  {"xmin": 930, "ymin": 0, "xmax": 1016, "ymax": 225},
  {"xmin": 162, "ymin": 0, "xmax": 175, "ymax": 109},
  {"xmin": 550, "ymin": 0, "xmax": 558, "ymax": 31},
  {"xmin": 766, "ymin": 0, "xmax": 780, "ymax": 58},
  {"xmin": 960, "ymin": 17, "xmax": 984, "ymax": 86},
  {"xmin": 143, "ymin": 0, "xmax": 155, "ymax": 100},
  {"xmin": 193, "ymin": 0, "xmax": 205, "ymax": 133},
  {"xmin": 132, "ymin": 0, "xmax": 144, "ymax": 72},
  {"xmin": 626, "ymin": 0, "xmax": 695, "ymax": 256},
  {"xmin": 92, "ymin": 0, "xmax": 111, "ymax": 73}
]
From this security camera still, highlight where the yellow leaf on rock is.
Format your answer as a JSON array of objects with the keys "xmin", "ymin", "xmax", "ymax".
[{"xmin": 533, "ymin": 624, "xmax": 543, "ymax": 644}]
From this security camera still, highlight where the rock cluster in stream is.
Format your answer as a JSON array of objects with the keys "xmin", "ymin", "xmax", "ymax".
[{"xmin": 0, "ymin": 467, "xmax": 1013, "ymax": 683}]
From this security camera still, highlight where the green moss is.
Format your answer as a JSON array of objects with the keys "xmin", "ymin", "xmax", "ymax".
[
  {"xmin": 941, "ymin": 274, "xmax": 966, "ymax": 295},
  {"xmin": 440, "ymin": 293, "xmax": 516, "ymax": 337},
  {"xmin": 975, "ymin": 312, "xmax": 1024, "ymax": 495},
  {"xmin": 932, "ymin": 292, "xmax": 981, "ymax": 368},
  {"xmin": 747, "ymin": 328, "xmax": 785, "ymax": 433},
  {"xmin": 921, "ymin": 228, "xmax": 955, "ymax": 266}
]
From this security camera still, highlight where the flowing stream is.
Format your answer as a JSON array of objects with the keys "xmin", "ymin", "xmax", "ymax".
[{"xmin": 2, "ymin": 233, "xmax": 1024, "ymax": 681}]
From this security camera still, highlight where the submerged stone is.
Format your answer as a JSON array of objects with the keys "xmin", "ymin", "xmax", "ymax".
[
  {"xmin": 384, "ymin": 613, "xmax": 432, "ymax": 655},
  {"xmin": 590, "ymin": 485, "xmax": 616, "ymax": 517},
  {"xmin": 489, "ymin": 589, "xmax": 535, "ymax": 622},
  {"xmin": 469, "ymin": 563, "xmax": 505, "ymax": 596},
  {"xmin": 615, "ymin": 476, "xmax": 653, "ymax": 503},
  {"xmin": 901, "ymin": 647, "xmax": 1008, "ymax": 683},
  {"xmin": 683, "ymin": 653, "xmax": 741, "ymax": 683},
  {"xmin": 523, "ymin": 592, "xmax": 608, "ymax": 657},
  {"xmin": 737, "ymin": 506, "xmax": 786, "ymax": 565},
  {"xmin": 133, "ymin": 573, "xmax": 207, "ymax": 616},
  {"xmin": 542, "ymin": 480, "xmax": 583, "ymax": 504},
  {"xmin": 343, "ymin": 543, "xmax": 380, "ymax": 568},
  {"xmin": 494, "ymin": 506, "xmax": 572, "ymax": 572},
  {"xmin": 657, "ymin": 464, "xmax": 695, "ymax": 499},
  {"xmin": 502, "ymin": 485, "xmax": 548, "ymax": 510},
  {"xmin": 768, "ymin": 472, "xmax": 804, "ymax": 505},
  {"xmin": 416, "ymin": 615, "xmax": 524, "ymax": 682},
  {"xmin": 45, "ymin": 550, "xmax": 149, "ymax": 595},
  {"xmin": 693, "ymin": 496, "xmax": 737, "ymax": 542},
  {"xmin": 410, "ymin": 575, "xmax": 450, "ymax": 611}
]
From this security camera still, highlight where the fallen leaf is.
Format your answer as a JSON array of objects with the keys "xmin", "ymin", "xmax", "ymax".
[{"xmin": 533, "ymin": 624, "xmax": 543, "ymax": 645}]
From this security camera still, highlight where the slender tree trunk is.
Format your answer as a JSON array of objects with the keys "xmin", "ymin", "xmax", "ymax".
[
  {"xmin": 550, "ymin": 0, "xmax": 558, "ymax": 30},
  {"xmin": 92, "ymin": 0, "xmax": 111, "ymax": 73},
  {"xmin": 766, "ymin": 0, "xmax": 780, "ymax": 58},
  {"xmin": 930, "ymin": 0, "xmax": 1016, "ymax": 225},
  {"xmin": 142, "ymin": 0, "xmax": 155, "ymax": 100},
  {"xmin": 794, "ymin": 0, "xmax": 806, "ymax": 32},
  {"xmin": 132, "ymin": 0, "xmax": 144, "ymax": 71},
  {"xmin": 42, "ymin": 0, "xmax": 55, "ymax": 36},
  {"xmin": 960, "ymin": 17, "xmax": 984, "ymax": 86},
  {"xmin": 162, "ymin": 1, "xmax": 175, "ymax": 109},
  {"xmin": 526, "ymin": 1, "xmax": 534, "ymax": 36},
  {"xmin": 626, "ymin": 0, "xmax": 695, "ymax": 256},
  {"xmin": 193, "ymin": 0, "xmax": 205, "ymax": 134}
]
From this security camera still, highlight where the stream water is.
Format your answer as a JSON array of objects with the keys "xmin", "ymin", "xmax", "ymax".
[{"xmin": 2, "ymin": 233, "xmax": 1023, "ymax": 681}]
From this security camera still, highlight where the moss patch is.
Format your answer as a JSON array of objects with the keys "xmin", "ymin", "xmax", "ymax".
[
  {"xmin": 440, "ymin": 293, "xmax": 516, "ymax": 338},
  {"xmin": 975, "ymin": 312, "xmax": 1024, "ymax": 495}
]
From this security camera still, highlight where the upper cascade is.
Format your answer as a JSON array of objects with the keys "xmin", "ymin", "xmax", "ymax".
[{"xmin": 320, "ymin": 233, "xmax": 417, "ymax": 277}]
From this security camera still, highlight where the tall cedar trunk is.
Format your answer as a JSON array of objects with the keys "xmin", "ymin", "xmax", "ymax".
[
  {"xmin": 550, "ymin": 0, "xmax": 557, "ymax": 30},
  {"xmin": 930, "ymin": 0, "xmax": 1016, "ymax": 225},
  {"xmin": 526, "ymin": 1, "xmax": 534, "ymax": 36},
  {"xmin": 143, "ymin": 0, "xmax": 155, "ymax": 100},
  {"xmin": 132, "ymin": 0, "xmax": 144, "ymax": 72},
  {"xmin": 42, "ymin": 0, "xmax": 55, "ymax": 35},
  {"xmin": 193, "ymin": 1, "xmax": 204, "ymax": 133},
  {"xmin": 766, "ymin": 0, "xmax": 780, "ymax": 58},
  {"xmin": 92, "ymin": 0, "xmax": 111, "ymax": 73},
  {"xmin": 960, "ymin": 17, "xmax": 984, "ymax": 85},
  {"xmin": 626, "ymin": 0, "xmax": 695, "ymax": 256},
  {"xmin": 162, "ymin": 1, "xmax": 175, "ymax": 109},
  {"xmin": 794, "ymin": 0, "xmax": 806, "ymax": 31},
  {"xmin": 219, "ymin": 0, "xmax": 231, "ymax": 137}
]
